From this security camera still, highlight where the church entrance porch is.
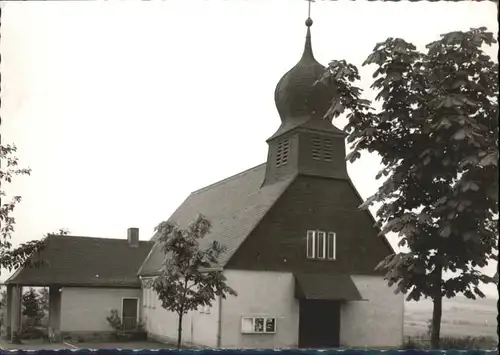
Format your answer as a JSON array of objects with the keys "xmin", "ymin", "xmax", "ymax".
[{"xmin": 294, "ymin": 273, "xmax": 364, "ymax": 348}]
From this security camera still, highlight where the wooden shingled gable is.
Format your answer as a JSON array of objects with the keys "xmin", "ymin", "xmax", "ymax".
[{"xmin": 138, "ymin": 164, "xmax": 295, "ymax": 276}]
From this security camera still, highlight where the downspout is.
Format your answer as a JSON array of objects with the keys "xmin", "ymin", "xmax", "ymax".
[
  {"xmin": 203, "ymin": 265, "xmax": 224, "ymax": 348},
  {"xmin": 216, "ymin": 295, "xmax": 223, "ymax": 348}
]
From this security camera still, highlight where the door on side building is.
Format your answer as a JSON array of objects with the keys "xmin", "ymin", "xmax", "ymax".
[
  {"xmin": 121, "ymin": 298, "xmax": 139, "ymax": 331},
  {"xmin": 298, "ymin": 299, "xmax": 341, "ymax": 348}
]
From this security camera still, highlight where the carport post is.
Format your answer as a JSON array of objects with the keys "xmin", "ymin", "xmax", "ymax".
[
  {"xmin": 10, "ymin": 285, "xmax": 22, "ymax": 343},
  {"xmin": 2, "ymin": 285, "xmax": 13, "ymax": 340}
]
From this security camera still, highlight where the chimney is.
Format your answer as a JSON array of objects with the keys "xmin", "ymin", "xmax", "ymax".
[{"xmin": 127, "ymin": 228, "xmax": 139, "ymax": 247}]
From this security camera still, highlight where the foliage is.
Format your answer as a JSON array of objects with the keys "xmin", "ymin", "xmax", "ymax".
[
  {"xmin": 21, "ymin": 326, "xmax": 48, "ymax": 340},
  {"xmin": 0, "ymin": 144, "xmax": 46, "ymax": 272},
  {"xmin": 106, "ymin": 309, "xmax": 123, "ymax": 331},
  {"xmin": 146, "ymin": 214, "xmax": 237, "ymax": 348},
  {"xmin": 319, "ymin": 27, "xmax": 498, "ymax": 349},
  {"xmin": 0, "ymin": 287, "xmax": 6, "ymax": 327},
  {"xmin": 0, "ymin": 287, "xmax": 6, "ymax": 309},
  {"xmin": 22, "ymin": 288, "xmax": 44, "ymax": 325},
  {"xmin": 105, "ymin": 309, "xmax": 146, "ymax": 342},
  {"xmin": 38, "ymin": 288, "xmax": 49, "ymax": 312},
  {"xmin": 403, "ymin": 335, "xmax": 498, "ymax": 350},
  {"xmin": 49, "ymin": 228, "xmax": 70, "ymax": 236}
]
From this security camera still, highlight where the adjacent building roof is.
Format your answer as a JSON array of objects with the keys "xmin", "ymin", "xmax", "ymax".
[
  {"xmin": 138, "ymin": 164, "xmax": 295, "ymax": 276},
  {"xmin": 294, "ymin": 273, "xmax": 363, "ymax": 301},
  {"xmin": 5, "ymin": 234, "xmax": 154, "ymax": 287}
]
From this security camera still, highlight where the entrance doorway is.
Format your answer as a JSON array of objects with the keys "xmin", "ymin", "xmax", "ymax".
[
  {"xmin": 298, "ymin": 299, "xmax": 341, "ymax": 348},
  {"xmin": 121, "ymin": 298, "xmax": 138, "ymax": 331}
]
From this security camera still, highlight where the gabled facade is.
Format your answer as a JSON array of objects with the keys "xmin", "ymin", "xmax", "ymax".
[{"xmin": 139, "ymin": 17, "xmax": 404, "ymax": 349}]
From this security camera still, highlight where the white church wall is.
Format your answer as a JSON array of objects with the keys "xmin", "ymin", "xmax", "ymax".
[
  {"xmin": 221, "ymin": 269, "xmax": 300, "ymax": 348},
  {"xmin": 340, "ymin": 275, "xmax": 404, "ymax": 348},
  {"xmin": 142, "ymin": 282, "xmax": 219, "ymax": 348}
]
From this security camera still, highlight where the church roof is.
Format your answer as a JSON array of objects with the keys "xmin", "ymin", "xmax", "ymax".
[
  {"xmin": 138, "ymin": 164, "xmax": 295, "ymax": 276},
  {"xmin": 5, "ymin": 234, "xmax": 153, "ymax": 287}
]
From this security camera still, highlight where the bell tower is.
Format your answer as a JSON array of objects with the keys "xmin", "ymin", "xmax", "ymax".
[{"xmin": 263, "ymin": 13, "xmax": 348, "ymax": 186}]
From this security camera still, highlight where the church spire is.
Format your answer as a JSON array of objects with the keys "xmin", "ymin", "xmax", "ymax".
[
  {"xmin": 301, "ymin": 1, "xmax": 315, "ymax": 61},
  {"xmin": 263, "ymin": 0, "xmax": 348, "ymax": 186},
  {"xmin": 302, "ymin": 0, "xmax": 314, "ymax": 60},
  {"xmin": 272, "ymin": 0, "xmax": 337, "ymax": 136},
  {"xmin": 301, "ymin": 18, "xmax": 314, "ymax": 61}
]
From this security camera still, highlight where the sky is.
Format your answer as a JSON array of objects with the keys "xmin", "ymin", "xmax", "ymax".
[{"xmin": 1, "ymin": 0, "xmax": 498, "ymax": 296}]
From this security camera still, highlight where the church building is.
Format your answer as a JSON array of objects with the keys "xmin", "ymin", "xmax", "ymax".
[
  {"xmin": 4, "ymin": 14, "xmax": 404, "ymax": 349},
  {"xmin": 137, "ymin": 16, "xmax": 404, "ymax": 348}
]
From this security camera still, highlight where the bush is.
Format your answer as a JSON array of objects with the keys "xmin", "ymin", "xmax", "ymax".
[
  {"xmin": 403, "ymin": 335, "xmax": 497, "ymax": 350},
  {"xmin": 402, "ymin": 338, "xmax": 425, "ymax": 349},
  {"xmin": 106, "ymin": 309, "xmax": 123, "ymax": 331},
  {"xmin": 21, "ymin": 326, "xmax": 47, "ymax": 340},
  {"xmin": 105, "ymin": 309, "xmax": 147, "ymax": 342},
  {"xmin": 440, "ymin": 336, "xmax": 497, "ymax": 350}
]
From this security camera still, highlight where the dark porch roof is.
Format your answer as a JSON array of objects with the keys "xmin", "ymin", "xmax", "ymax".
[
  {"xmin": 294, "ymin": 273, "xmax": 363, "ymax": 301},
  {"xmin": 5, "ymin": 234, "xmax": 154, "ymax": 288}
]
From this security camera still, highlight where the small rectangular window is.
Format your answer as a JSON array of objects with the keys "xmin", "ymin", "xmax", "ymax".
[
  {"xmin": 327, "ymin": 232, "xmax": 336, "ymax": 260},
  {"xmin": 306, "ymin": 230, "xmax": 315, "ymax": 259},
  {"xmin": 316, "ymin": 231, "xmax": 326, "ymax": 259}
]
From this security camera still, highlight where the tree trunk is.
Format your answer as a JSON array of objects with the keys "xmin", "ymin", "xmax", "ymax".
[
  {"xmin": 430, "ymin": 264, "xmax": 443, "ymax": 349},
  {"xmin": 177, "ymin": 313, "xmax": 183, "ymax": 349}
]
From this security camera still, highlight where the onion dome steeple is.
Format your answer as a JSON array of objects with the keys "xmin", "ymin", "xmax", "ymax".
[
  {"xmin": 262, "ymin": 9, "xmax": 348, "ymax": 187},
  {"xmin": 271, "ymin": 16, "xmax": 339, "ymax": 139}
]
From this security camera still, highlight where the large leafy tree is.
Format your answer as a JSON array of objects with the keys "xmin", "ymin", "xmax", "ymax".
[
  {"xmin": 319, "ymin": 27, "xmax": 498, "ymax": 348},
  {"xmin": 146, "ymin": 214, "xmax": 237, "ymax": 348}
]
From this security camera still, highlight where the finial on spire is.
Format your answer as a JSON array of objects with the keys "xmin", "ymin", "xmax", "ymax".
[
  {"xmin": 301, "ymin": 0, "xmax": 315, "ymax": 60},
  {"xmin": 306, "ymin": 0, "xmax": 315, "ymax": 27}
]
